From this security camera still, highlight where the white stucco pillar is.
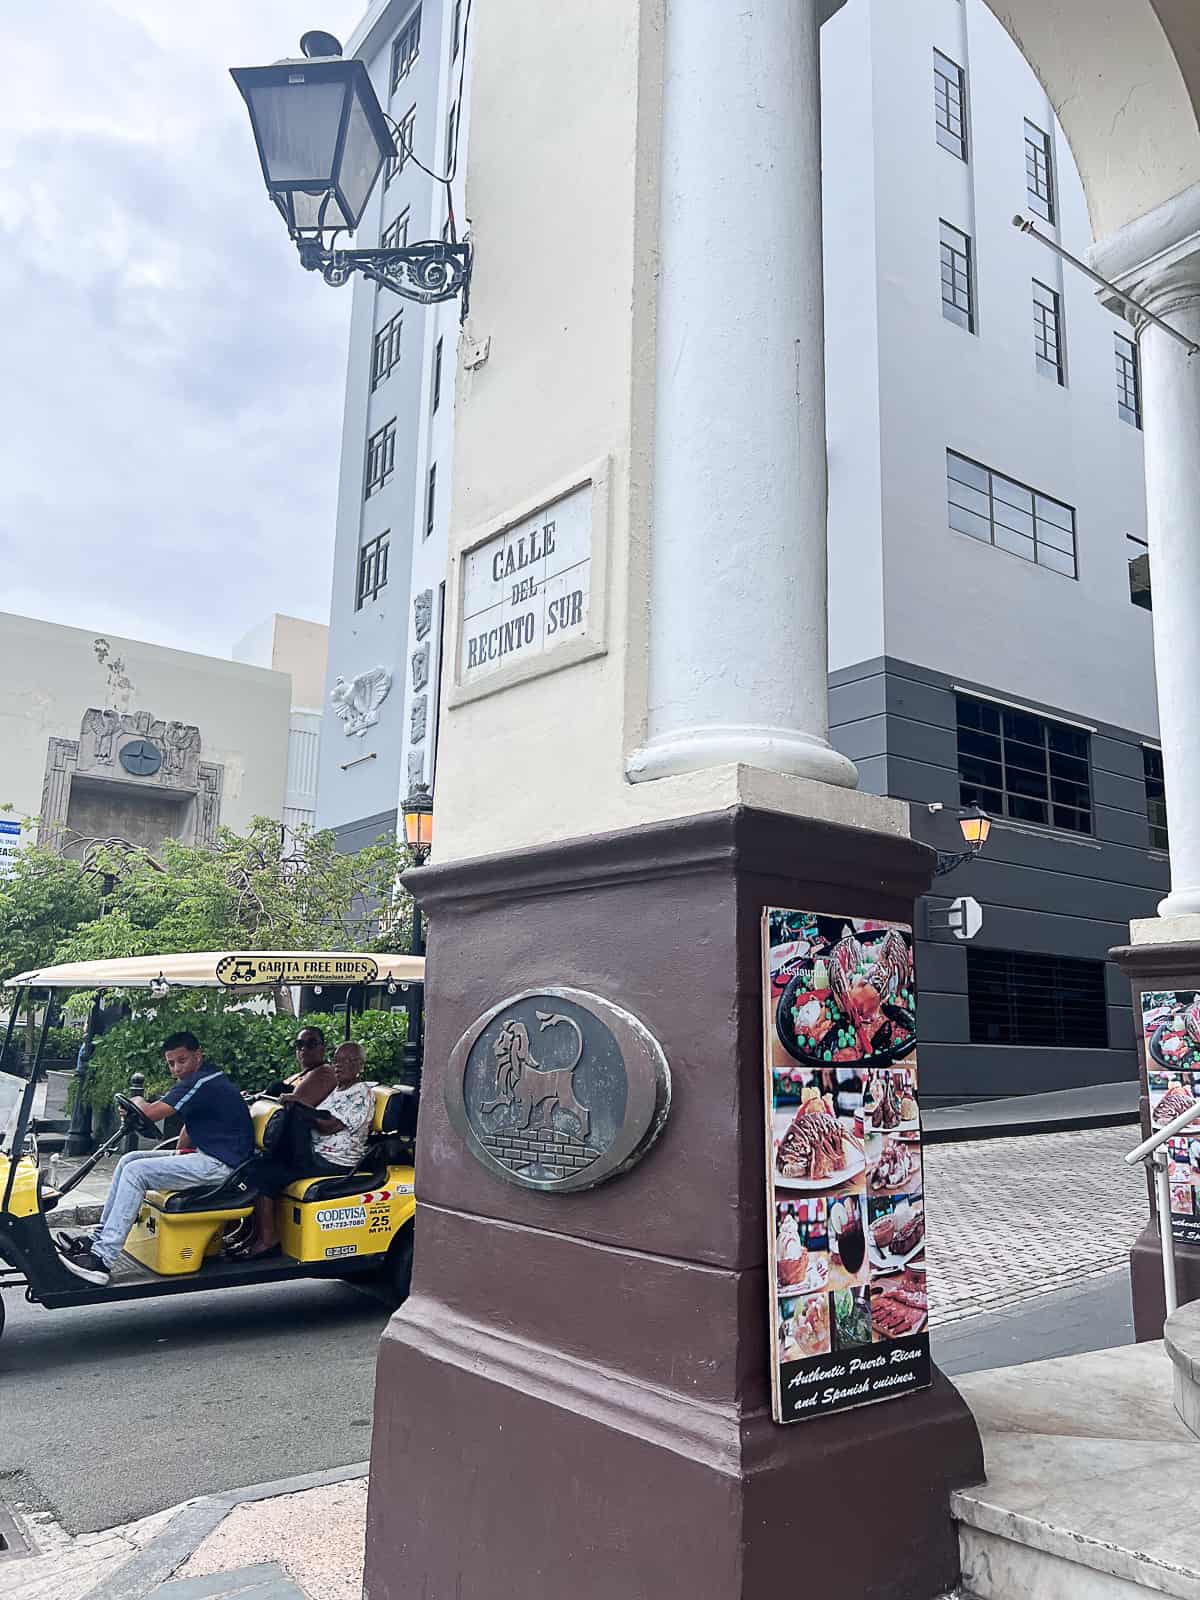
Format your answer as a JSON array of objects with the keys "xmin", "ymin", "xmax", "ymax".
[
  {"xmin": 1095, "ymin": 194, "xmax": 1200, "ymax": 918},
  {"xmin": 627, "ymin": 0, "xmax": 858, "ymax": 789},
  {"xmin": 1138, "ymin": 290, "xmax": 1200, "ymax": 916}
]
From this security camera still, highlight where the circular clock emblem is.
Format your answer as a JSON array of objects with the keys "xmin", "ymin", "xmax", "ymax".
[
  {"xmin": 119, "ymin": 739, "xmax": 162, "ymax": 777},
  {"xmin": 446, "ymin": 988, "xmax": 672, "ymax": 1193}
]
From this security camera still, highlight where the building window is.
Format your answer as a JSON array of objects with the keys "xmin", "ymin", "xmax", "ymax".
[
  {"xmin": 445, "ymin": 101, "xmax": 458, "ymax": 174},
  {"xmin": 1144, "ymin": 747, "xmax": 1169, "ymax": 851},
  {"xmin": 1128, "ymin": 534, "xmax": 1152, "ymax": 611},
  {"xmin": 947, "ymin": 452, "xmax": 1077, "ymax": 578},
  {"xmin": 381, "ymin": 209, "xmax": 410, "ymax": 252},
  {"xmin": 365, "ymin": 419, "xmax": 397, "ymax": 498},
  {"xmin": 452, "ymin": 0, "xmax": 463, "ymax": 58},
  {"xmin": 956, "ymin": 693, "xmax": 1092, "ymax": 834},
  {"xmin": 1032, "ymin": 279, "xmax": 1064, "ymax": 383},
  {"xmin": 934, "ymin": 50, "xmax": 968, "ymax": 161},
  {"xmin": 371, "ymin": 311, "xmax": 404, "ymax": 390},
  {"xmin": 390, "ymin": 9, "xmax": 421, "ymax": 92},
  {"xmin": 1116, "ymin": 333, "xmax": 1142, "ymax": 428},
  {"xmin": 356, "ymin": 532, "xmax": 390, "ymax": 610},
  {"xmin": 432, "ymin": 336, "xmax": 444, "ymax": 413},
  {"xmin": 940, "ymin": 221, "xmax": 974, "ymax": 332},
  {"xmin": 387, "ymin": 106, "xmax": 417, "ymax": 185},
  {"xmin": 1024, "ymin": 119, "xmax": 1055, "ymax": 223},
  {"xmin": 967, "ymin": 948, "xmax": 1109, "ymax": 1049},
  {"xmin": 424, "ymin": 463, "xmax": 437, "ymax": 541}
]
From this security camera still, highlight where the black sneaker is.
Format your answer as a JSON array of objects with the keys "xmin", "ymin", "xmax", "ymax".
[
  {"xmin": 55, "ymin": 1232, "xmax": 94, "ymax": 1257},
  {"xmin": 59, "ymin": 1248, "xmax": 110, "ymax": 1285}
]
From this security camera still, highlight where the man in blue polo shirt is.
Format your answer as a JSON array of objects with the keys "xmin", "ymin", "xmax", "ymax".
[{"xmin": 59, "ymin": 1030, "xmax": 254, "ymax": 1285}]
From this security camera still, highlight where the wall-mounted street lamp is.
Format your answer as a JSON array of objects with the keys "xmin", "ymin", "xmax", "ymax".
[
  {"xmin": 402, "ymin": 783, "xmax": 435, "ymax": 864},
  {"xmin": 928, "ymin": 803, "xmax": 992, "ymax": 878},
  {"xmin": 400, "ymin": 783, "xmax": 434, "ymax": 1081},
  {"xmin": 231, "ymin": 32, "xmax": 471, "ymax": 307}
]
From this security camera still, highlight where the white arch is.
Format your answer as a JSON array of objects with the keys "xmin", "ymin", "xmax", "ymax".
[{"xmin": 980, "ymin": 0, "xmax": 1200, "ymax": 237}]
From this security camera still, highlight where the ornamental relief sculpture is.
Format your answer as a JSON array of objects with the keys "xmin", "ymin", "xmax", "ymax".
[
  {"xmin": 38, "ymin": 710, "xmax": 222, "ymax": 855},
  {"xmin": 331, "ymin": 667, "xmax": 393, "ymax": 738}
]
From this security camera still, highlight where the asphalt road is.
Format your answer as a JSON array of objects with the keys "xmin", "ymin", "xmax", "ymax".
[{"xmin": 0, "ymin": 1277, "xmax": 391, "ymax": 1534}]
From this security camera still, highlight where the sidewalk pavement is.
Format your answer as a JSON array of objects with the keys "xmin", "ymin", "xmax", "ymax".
[
  {"xmin": 923, "ymin": 1080, "xmax": 1139, "ymax": 1142},
  {"xmin": 2, "ymin": 1457, "xmax": 985, "ymax": 1600},
  {"xmin": 45, "ymin": 1153, "xmax": 119, "ymax": 1228},
  {"xmin": 0, "ymin": 1071, "xmax": 45, "ymax": 1139},
  {"xmin": 2, "ymin": 1464, "xmax": 368, "ymax": 1600}
]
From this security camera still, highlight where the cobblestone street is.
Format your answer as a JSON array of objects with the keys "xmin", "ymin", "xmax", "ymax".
[{"xmin": 923, "ymin": 1126, "xmax": 1146, "ymax": 1326}]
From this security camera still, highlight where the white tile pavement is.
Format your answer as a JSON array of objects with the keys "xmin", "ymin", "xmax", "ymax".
[{"xmin": 923, "ymin": 1126, "xmax": 1147, "ymax": 1327}]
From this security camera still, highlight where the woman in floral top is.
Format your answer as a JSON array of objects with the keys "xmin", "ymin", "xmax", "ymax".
[
  {"xmin": 312, "ymin": 1043, "xmax": 376, "ymax": 1170},
  {"xmin": 233, "ymin": 1042, "xmax": 376, "ymax": 1258}
]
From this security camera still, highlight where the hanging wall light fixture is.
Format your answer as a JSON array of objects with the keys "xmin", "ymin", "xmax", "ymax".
[{"xmin": 232, "ymin": 32, "xmax": 471, "ymax": 307}]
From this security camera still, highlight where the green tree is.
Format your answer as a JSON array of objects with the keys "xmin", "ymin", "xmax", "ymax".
[
  {"xmin": 0, "ymin": 844, "xmax": 102, "ymax": 1061},
  {"xmin": 53, "ymin": 819, "xmax": 413, "ymax": 964},
  {"xmin": 0, "ymin": 846, "xmax": 102, "ymax": 984},
  {"xmin": 1, "ymin": 819, "xmax": 415, "ymax": 1077},
  {"xmin": 82, "ymin": 1001, "xmax": 409, "ymax": 1112}
]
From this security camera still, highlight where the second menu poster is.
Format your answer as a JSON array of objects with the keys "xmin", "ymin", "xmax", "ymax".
[{"xmin": 764, "ymin": 908, "xmax": 932, "ymax": 1424}]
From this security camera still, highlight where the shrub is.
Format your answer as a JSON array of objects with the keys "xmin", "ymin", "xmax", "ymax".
[{"xmin": 83, "ymin": 997, "xmax": 409, "ymax": 1112}]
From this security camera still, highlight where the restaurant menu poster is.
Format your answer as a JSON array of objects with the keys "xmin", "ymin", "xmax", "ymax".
[
  {"xmin": 764, "ymin": 908, "xmax": 932, "ymax": 1424},
  {"xmin": 1143, "ymin": 990, "xmax": 1200, "ymax": 1245}
]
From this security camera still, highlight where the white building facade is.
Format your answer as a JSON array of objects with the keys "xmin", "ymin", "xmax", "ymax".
[
  {"xmin": 821, "ymin": 0, "xmax": 1160, "ymax": 1103},
  {"xmin": 0, "ymin": 612, "xmax": 297, "ymax": 858},
  {"xmin": 316, "ymin": 0, "xmax": 470, "ymax": 853},
  {"xmin": 232, "ymin": 614, "xmax": 329, "ymax": 833},
  {"xmin": 320, "ymin": 0, "xmax": 1162, "ymax": 1103}
]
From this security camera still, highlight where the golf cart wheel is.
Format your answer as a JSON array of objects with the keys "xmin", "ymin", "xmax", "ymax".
[
  {"xmin": 0, "ymin": 1293, "xmax": 6, "ymax": 1342},
  {"xmin": 385, "ymin": 1221, "xmax": 414, "ymax": 1306}
]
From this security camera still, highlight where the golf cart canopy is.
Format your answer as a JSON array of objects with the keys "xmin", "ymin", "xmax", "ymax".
[{"xmin": 4, "ymin": 951, "xmax": 426, "ymax": 991}]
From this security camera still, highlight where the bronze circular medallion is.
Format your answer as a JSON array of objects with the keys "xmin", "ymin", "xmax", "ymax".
[{"xmin": 446, "ymin": 988, "xmax": 671, "ymax": 1192}]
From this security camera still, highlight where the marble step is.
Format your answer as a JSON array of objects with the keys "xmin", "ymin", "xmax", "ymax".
[
  {"xmin": 953, "ymin": 1342, "xmax": 1200, "ymax": 1599},
  {"xmin": 1164, "ymin": 1297, "xmax": 1200, "ymax": 1436}
]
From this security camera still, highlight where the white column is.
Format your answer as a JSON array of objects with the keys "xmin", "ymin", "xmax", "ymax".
[
  {"xmin": 1137, "ymin": 285, "xmax": 1200, "ymax": 916},
  {"xmin": 627, "ymin": 0, "xmax": 857, "ymax": 789}
]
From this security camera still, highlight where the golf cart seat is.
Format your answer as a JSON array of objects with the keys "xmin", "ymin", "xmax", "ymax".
[
  {"xmin": 282, "ymin": 1159, "xmax": 388, "ymax": 1203},
  {"xmin": 156, "ymin": 1163, "xmax": 260, "ymax": 1213},
  {"xmin": 369, "ymin": 1082, "xmax": 418, "ymax": 1160},
  {"xmin": 274, "ymin": 1086, "xmax": 417, "ymax": 1264},
  {"xmin": 127, "ymin": 1165, "xmax": 259, "ymax": 1277},
  {"xmin": 279, "ymin": 1083, "xmax": 416, "ymax": 1203}
]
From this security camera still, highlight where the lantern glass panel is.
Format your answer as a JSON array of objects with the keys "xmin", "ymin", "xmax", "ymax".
[
  {"xmin": 337, "ymin": 86, "xmax": 387, "ymax": 229},
  {"xmin": 285, "ymin": 188, "xmax": 336, "ymax": 233},
  {"xmin": 246, "ymin": 79, "xmax": 346, "ymax": 185},
  {"xmin": 403, "ymin": 807, "xmax": 433, "ymax": 850},
  {"xmin": 959, "ymin": 813, "xmax": 991, "ymax": 847}
]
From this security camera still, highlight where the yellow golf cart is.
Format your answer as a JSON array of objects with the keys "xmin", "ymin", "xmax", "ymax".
[{"xmin": 0, "ymin": 951, "xmax": 423, "ymax": 1341}]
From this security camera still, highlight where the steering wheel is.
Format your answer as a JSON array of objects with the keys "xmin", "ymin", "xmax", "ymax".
[{"xmin": 113, "ymin": 1093, "xmax": 162, "ymax": 1141}]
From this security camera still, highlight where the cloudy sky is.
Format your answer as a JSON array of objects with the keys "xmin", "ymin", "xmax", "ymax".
[{"xmin": 0, "ymin": 1, "xmax": 368, "ymax": 658}]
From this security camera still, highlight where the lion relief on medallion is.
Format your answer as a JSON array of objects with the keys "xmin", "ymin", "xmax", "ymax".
[{"xmin": 446, "ymin": 989, "xmax": 671, "ymax": 1193}]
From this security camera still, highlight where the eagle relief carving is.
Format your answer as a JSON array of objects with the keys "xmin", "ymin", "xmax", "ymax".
[{"xmin": 331, "ymin": 667, "xmax": 393, "ymax": 738}]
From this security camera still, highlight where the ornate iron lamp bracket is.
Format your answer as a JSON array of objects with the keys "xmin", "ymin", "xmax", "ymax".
[
  {"xmin": 932, "ymin": 847, "xmax": 979, "ymax": 878},
  {"xmin": 295, "ymin": 235, "xmax": 472, "ymax": 309}
]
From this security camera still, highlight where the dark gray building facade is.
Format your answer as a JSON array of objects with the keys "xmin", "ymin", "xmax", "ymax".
[{"xmin": 831, "ymin": 657, "xmax": 1167, "ymax": 1106}]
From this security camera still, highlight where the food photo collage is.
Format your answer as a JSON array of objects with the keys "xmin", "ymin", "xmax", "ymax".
[
  {"xmin": 1144, "ymin": 990, "xmax": 1200, "ymax": 1245},
  {"xmin": 764, "ymin": 908, "xmax": 932, "ymax": 1423}
]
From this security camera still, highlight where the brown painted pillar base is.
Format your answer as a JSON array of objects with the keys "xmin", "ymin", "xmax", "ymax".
[
  {"xmin": 1113, "ymin": 939, "xmax": 1200, "ymax": 1341},
  {"xmin": 366, "ymin": 809, "xmax": 983, "ymax": 1600}
]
